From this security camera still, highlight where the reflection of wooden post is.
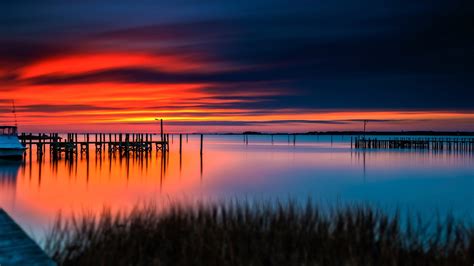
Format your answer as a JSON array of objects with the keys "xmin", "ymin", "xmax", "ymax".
[
  {"xmin": 200, "ymin": 134, "xmax": 203, "ymax": 178},
  {"xmin": 200, "ymin": 149, "xmax": 203, "ymax": 178}
]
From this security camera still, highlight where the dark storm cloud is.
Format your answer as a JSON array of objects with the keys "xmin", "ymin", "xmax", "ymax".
[
  {"xmin": 0, "ymin": 40, "xmax": 77, "ymax": 67},
  {"xmin": 2, "ymin": 0, "xmax": 473, "ymax": 110},
  {"xmin": 26, "ymin": 67, "xmax": 288, "ymax": 85},
  {"xmin": 91, "ymin": 2, "xmax": 473, "ymax": 76}
]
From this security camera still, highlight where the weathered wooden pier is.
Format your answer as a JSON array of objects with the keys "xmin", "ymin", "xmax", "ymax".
[
  {"xmin": 352, "ymin": 137, "xmax": 474, "ymax": 151},
  {"xmin": 19, "ymin": 133, "xmax": 170, "ymax": 157},
  {"xmin": 15, "ymin": 118, "xmax": 178, "ymax": 157}
]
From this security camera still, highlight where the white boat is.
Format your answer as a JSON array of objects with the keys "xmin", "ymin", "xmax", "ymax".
[{"xmin": 0, "ymin": 126, "xmax": 26, "ymax": 159}]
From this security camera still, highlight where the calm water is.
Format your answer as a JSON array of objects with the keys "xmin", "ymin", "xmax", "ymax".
[{"xmin": 1, "ymin": 135, "xmax": 473, "ymax": 240}]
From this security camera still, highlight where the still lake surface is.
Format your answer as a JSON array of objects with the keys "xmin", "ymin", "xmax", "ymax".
[{"xmin": 1, "ymin": 134, "xmax": 473, "ymax": 240}]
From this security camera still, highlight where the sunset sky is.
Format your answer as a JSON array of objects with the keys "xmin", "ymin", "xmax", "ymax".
[{"xmin": 1, "ymin": 0, "xmax": 473, "ymax": 132}]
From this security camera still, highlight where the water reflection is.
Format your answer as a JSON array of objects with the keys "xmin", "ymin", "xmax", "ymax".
[
  {"xmin": 0, "ymin": 135, "xmax": 473, "ymax": 238},
  {"xmin": 0, "ymin": 159, "xmax": 21, "ymax": 209}
]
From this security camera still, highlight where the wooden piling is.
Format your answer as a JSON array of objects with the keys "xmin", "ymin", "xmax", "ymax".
[
  {"xmin": 200, "ymin": 134, "xmax": 203, "ymax": 155},
  {"xmin": 352, "ymin": 137, "xmax": 474, "ymax": 152},
  {"xmin": 160, "ymin": 119, "xmax": 164, "ymax": 142}
]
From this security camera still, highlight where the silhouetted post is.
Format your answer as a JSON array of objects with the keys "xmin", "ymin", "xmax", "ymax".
[
  {"xmin": 293, "ymin": 134, "xmax": 296, "ymax": 146},
  {"xmin": 35, "ymin": 135, "xmax": 41, "ymax": 155},
  {"xmin": 160, "ymin": 119, "xmax": 164, "ymax": 142},
  {"xmin": 29, "ymin": 133, "xmax": 33, "ymax": 158},
  {"xmin": 200, "ymin": 134, "xmax": 203, "ymax": 155},
  {"xmin": 179, "ymin": 134, "xmax": 182, "ymax": 155},
  {"xmin": 363, "ymin": 120, "xmax": 368, "ymax": 139},
  {"xmin": 74, "ymin": 135, "xmax": 78, "ymax": 156}
]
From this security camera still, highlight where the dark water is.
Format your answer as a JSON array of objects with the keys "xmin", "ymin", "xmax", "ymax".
[{"xmin": 0, "ymin": 135, "xmax": 473, "ymax": 240}]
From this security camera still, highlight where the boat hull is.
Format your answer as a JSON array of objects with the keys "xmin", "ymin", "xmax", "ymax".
[
  {"xmin": 0, "ymin": 148, "xmax": 25, "ymax": 159},
  {"xmin": 0, "ymin": 134, "xmax": 26, "ymax": 159}
]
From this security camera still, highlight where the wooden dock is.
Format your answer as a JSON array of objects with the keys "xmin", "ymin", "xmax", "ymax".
[
  {"xmin": 0, "ymin": 209, "xmax": 56, "ymax": 266},
  {"xmin": 352, "ymin": 137, "xmax": 474, "ymax": 151},
  {"xmin": 19, "ymin": 133, "xmax": 170, "ymax": 156}
]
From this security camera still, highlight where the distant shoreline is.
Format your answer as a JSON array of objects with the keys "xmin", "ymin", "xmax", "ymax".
[
  {"xmin": 205, "ymin": 131, "xmax": 474, "ymax": 136},
  {"xmin": 18, "ymin": 131, "xmax": 474, "ymax": 136}
]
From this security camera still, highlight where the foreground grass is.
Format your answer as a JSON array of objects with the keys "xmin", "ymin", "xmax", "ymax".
[{"xmin": 45, "ymin": 201, "xmax": 474, "ymax": 266}]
